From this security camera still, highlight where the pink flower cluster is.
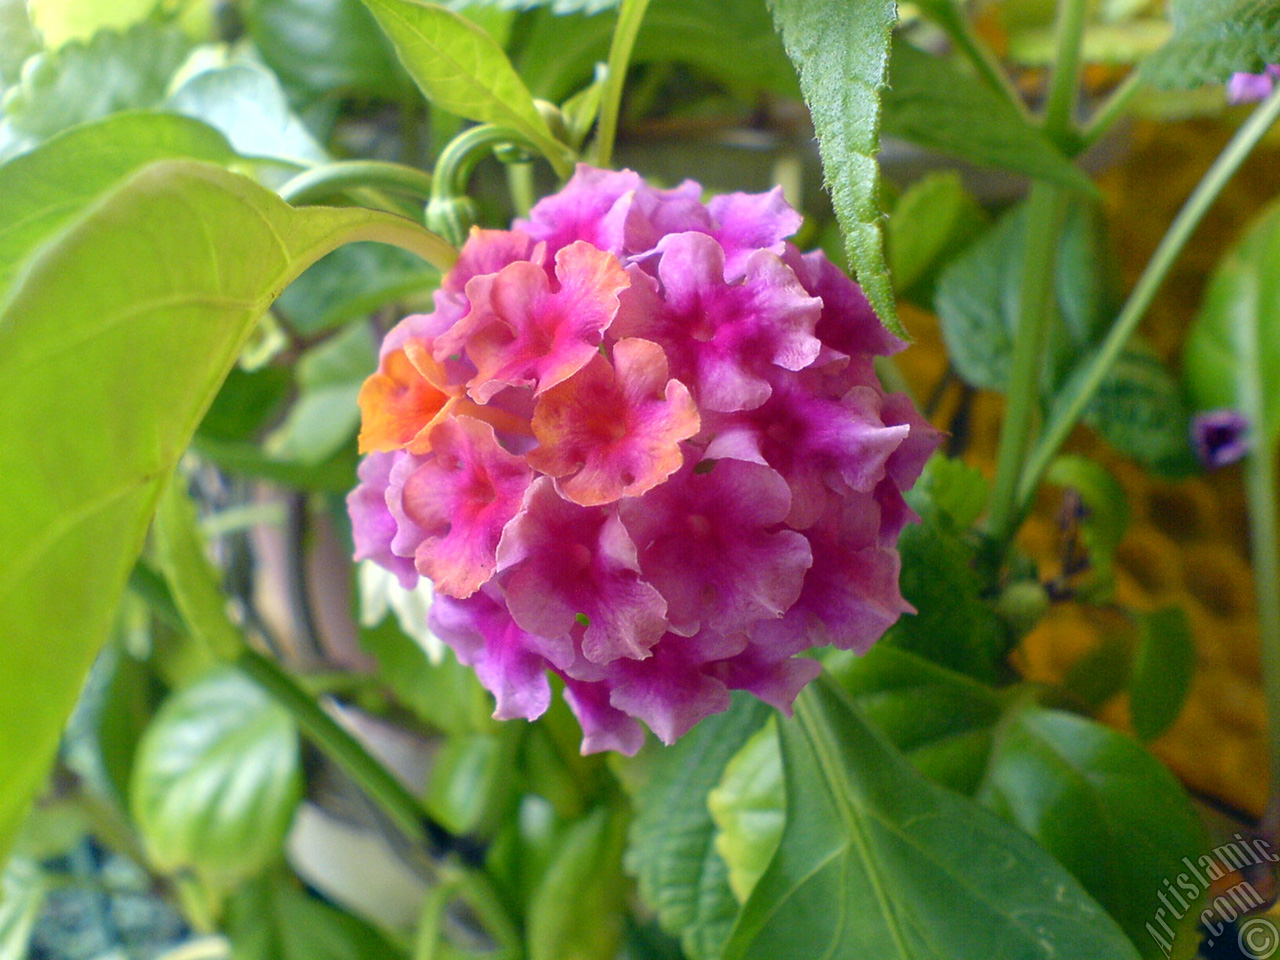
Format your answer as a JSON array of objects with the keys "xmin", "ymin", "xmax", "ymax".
[{"xmin": 348, "ymin": 166, "xmax": 940, "ymax": 754}]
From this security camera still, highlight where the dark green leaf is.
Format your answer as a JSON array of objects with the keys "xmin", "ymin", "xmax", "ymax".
[
  {"xmin": 198, "ymin": 366, "xmax": 293, "ymax": 444},
  {"xmin": 1083, "ymin": 342, "xmax": 1197, "ymax": 475},
  {"xmin": 769, "ymin": 0, "xmax": 904, "ymax": 338},
  {"xmin": 244, "ymin": 0, "xmax": 406, "ymax": 103},
  {"xmin": 977, "ymin": 705, "xmax": 1203, "ymax": 956},
  {"xmin": 276, "ymin": 241, "xmax": 439, "ymax": 337},
  {"xmin": 1185, "ymin": 198, "xmax": 1280, "ymax": 445},
  {"xmin": 889, "ymin": 513, "xmax": 1012, "ymax": 683},
  {"xmin": 268, "ymin": 322, "xmax": 376, "ymax": 465},
  {"xmin": 131, "ymin": 668, "xmax": 302, "ymax": 887},
  {"xmin": 887, "ymin": 170, "xmax": 988, "ymax": 304},
  {"xmin": 360, "ymin": 0, "xmax": 572, "ymax": 175},
  {"xmin": 1129, "ymin": 606, "xmax": 1196, "ymax": 742},
  {"xmin": 0, "ymin": 22, "xmax": 190, "ymax": 152},
  {"xmin": 884, "ymin": 41, "xmax": 1096, "ymax": 195},
  {"xmin": 0, "ymin": 111, "xmax": 236, "ymax": 303},
  {"xmin": 165, "ymin": 65, "xmax": 329, "ymax": 166},
  {"xmin": 724, "ymin": 678, "xmax": 1141, "ymax": 960},
  {"xmin": 424, "ymin": 732, "xmax": 520, "ymax": 836},
  {"xmin": 1142, "ymin": 0, "xmax": 1280, "ymax": 89},
  {"xmin": 625, "ymin": 694, "xmax": 770, "ymax": 960},
  {"xmin": 191, "ymin": 435, "xmax": 359, "ymax": 492},
  {"xmin": 0, "ymin": 159, "xmax": 453, "ymax": 864},
  {"xmin": 528, "ymin": 805, "xmax": 628, "ymax": 960}
]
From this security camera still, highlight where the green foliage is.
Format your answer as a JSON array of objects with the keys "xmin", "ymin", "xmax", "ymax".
[
  {"xmin": 707, "ymin": 722, "xmax": 782, "ymax": 904},
  {"xmin": 723, "ymin": 678, "xmax": 1141, "ymax": 960},
  {"xmin": 131, "ymin": 668, "xmax": 302, "ymax": 887},
  {"xmin": 1185, "ymin": 198, "xmax": 1280, "ymax": 444},
  {"xmin": 527, "ymin": 805, "xmax": 628, "ymax": 960},
  {"xmin": 1142, "ymin": 0, "xmax": 1280, "ymax": 89},
  {"xmin": 1129, "ymin": 606, "xmax": 1196, "ymax": 742},
  {"xmin": 25, "ymin": 0, "xmax": 158, "ymax": 49},
  {"xmin": 268, "ymin": 321, "xmax": 377, "ymax": 464},
  {"xmin": 904, "ymin": 452, "xmax": 990, "ymax": 531},
  {"xmin": 1083, "ymin": 342, "xmax": 1197, "ymax": 476},
  {"xmin": 887, "ymin": 171, "xmax": 988, "ymax": 305},
  {"xmin": 768, "ymin": 0, "xmax": 904, "ymax": 338},
  {"xmin": 361, "ymin": 0, "xmax": 573, "ymax": 175},
  {"xmin": 0, "ymin": 158, "xmax": 451, "ymax": 865},
  {"xmin": 165, "ymin": 64, "xmax": 329, "ymax": 165},
  {"xmin": 0, "ymin": 112, "xmax": 235, "ymax": 299},
  {"xmin": 977, "ymin": 706, "xmax": 1203, "ymax": 956},
  {"xmin": 1046, "ymin": 454, "xmax": 1130, "ymax": 591},
  {"xmin": 424, "ymin": 732, "xmax": 521, "ymax": 835},
  {"xmin": 883, "ymin": 41, "xmax": 1095, "ymax": 195},
  {"xmin": 0, "ymin": 0, "xmax": 39, "ymax": 89},
  {"xmin": 625, "ymin": 694, "xmax": 771, "ymax": 960},
  {"xmin": 244, "ymin": 0, "xmax": 407, "ymax": 104},
  {"xmin": 228, "ymin": 872, "xmax": 406, "ymax": 960},
  {"xmin": 0, "ymin": 22, "xmax": 190, "ymax": 153},
  {"xmin": 0, "ymin": 858, "xmax": 45, "ymax": 960}
]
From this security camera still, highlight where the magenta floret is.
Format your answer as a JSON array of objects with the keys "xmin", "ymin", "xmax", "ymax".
[{"xmin": 348, "ymin": 165, "xmax": 941, "ymax": 754}]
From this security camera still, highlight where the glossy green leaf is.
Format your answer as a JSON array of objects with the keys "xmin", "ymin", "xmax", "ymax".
[
  {"xmin": 0, "ymin": 111, "xmax": 236, "ymax": 302},
  {"xmin": 244, "ymin": 0, "xmax": 406, "ymax": 103},
  {"xmin": 769, "ymin": 0, "xmax": 904, "ymax": 338},
  {"xmin": 360, "ymin": 0, "xmax": 572, "ymax": 175},
  {"xmin": 1185, "ymin": 198, "xmax": 1280, "ymax": 445},
  {"xmin": 707, "ymin": 722, "xmax": 783, "ymax": 904},
  {"xmin": 131, "ymin": 668, "xmax": 302, "ymax": 887},
  {"xmin": 1129, "ymin": 606, "xmax": 1196, "ymax": 742},
  {"xmin": 528, "ymin": 805, "xmax": 627, "ymax": 960},
  {"xmin": 724, "ymin": 678, "xmax": 1141, "ymax": 960},
  {"xmin": 887, "ymin": 170, "xmax": 988, "ymax": 303},
  {"xmin": 1142, "ymin": 0, "xmax": 1280, "ymax": 89},
  {"xmin": 1083, "ymin": 342, "xmax": 1197, "ymax": 476},
  {"xmin": 0, "ymin": 22, "xmax": 190, "ymax": 151},
  {"xmin": 25, "ymin": 0, "xmax": 157, "ymax": 49},
  {"xmin": 268, "ymin": 322, "xmax": 377, "ymax": 465},
  {"xmin": 625, "ymin": 694, "xmax": 771, "ymax": 960},
  {"xmin": 228, "ymin": 872, "xmax": 406, "ymax": 960},
  {"xmin": 0, "ymin": 159, "xmax": 453, "ymax": 866},
  {"xmin": 977, "ymin": 705, "xmax": 1202, "ymax": 956},
  {"xmin": 884, "ymin": 41, "xmax": 1096, "ymax": 195},
  {"xmin": 165, "ymin": 65, "xmax": 329, "ymax": 166}
]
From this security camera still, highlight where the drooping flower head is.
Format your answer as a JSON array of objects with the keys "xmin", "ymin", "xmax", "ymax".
[{"xmin": 348, "ymin": 165, "xmax": 941, "ymax": 754}]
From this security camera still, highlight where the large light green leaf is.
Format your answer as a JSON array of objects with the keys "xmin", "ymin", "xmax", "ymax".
[
  {"xmin": 723, "ymin": 678, "xmax": 1141, "ymax": 960},
  {"xmin": 360, "ymin": 0, "xmax": 572, "ymax": 175},
  {"xmin": 26, "ymin": 0, "xmax": 158, "ymax": 49},
  {"xmin": 0, "ymin": 159, "xmax": 455, "ymax": 866},
  {"xmin": 625, "ymin": 694, "xmax": 771, "ymax": 960},
  {"xmin": 883, "ymin": 41, "xmax": 1095, "ymax": 195},
  {"xmin": 0, "ymin": 111, "xmax": 235, "ymax": 300},
  {"xmin": 1143, "ymin": 0, "xmax": 1280, "ymax": 89},
  {"xmin": 131, "ymin": 668, "xmax": 302, "ymax": 887},
  {"xmin": 1185, "ymin": 198, "xmax": 1280, "ymax": 445},
  {"xmin": 768, "ymin": 0, "xmax": 904, "ymax": 338}
]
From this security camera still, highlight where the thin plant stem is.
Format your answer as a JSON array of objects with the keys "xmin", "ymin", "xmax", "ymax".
[
  {"xmin": 593, "ymin": 0, "xmax": 652, "ymax": 168},
  {"xmin": 278, "ymin": 161, "xmax": 434, "ymax": 206},
  {"xmin": 1078, "ymin": 70, "xmax": 1143, "ymax": 152},
  {"xmin": 507, "ymin": 161, "xmax": 536, "ymax": 218},
  {"xmin": 1246, "ymin": 456, "xmax": 1280, "ymax": 801},
  {"xmin": 235, "ymin": 646, "xmax": 477, "ymax": 863},
  {"xmin": 1042, "ymin": 0, "xmax": 1090, "ymax": 140},
  {"xmin": 983, "ymin": 184, "xmax": 1067, "ymax": 549},
  {"xmin": 1018, "ymin": 83, "xmax": 1280, "ymax": 510}
]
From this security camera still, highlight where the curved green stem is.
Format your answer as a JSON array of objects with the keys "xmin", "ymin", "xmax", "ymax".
[
  {"xmin": 984, "ymin": 184, "xmax": 1067, "ymax": 549},
  {"xmin": 593, "ymin": 0, "xmax": 652, "ymax": 168},
  {"xmin": 433, "ymin": 124, "xmax": 535, "ymax": 200},
  {"xmin": 279, "ymin": 161, "xmax": 435, "ymax": 216},
  {"xmin": 1018, "ymin": 83, "xmax": 1280, "ymax": 509},
  {"xmin": 235, "ymin": 646, "xmax": 478, "ymax": 864}
]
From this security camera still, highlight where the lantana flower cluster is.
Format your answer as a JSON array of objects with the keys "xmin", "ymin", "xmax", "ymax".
[{"xmin": 348, "ymin": 166, "xmax": 940, "ymax": 754}]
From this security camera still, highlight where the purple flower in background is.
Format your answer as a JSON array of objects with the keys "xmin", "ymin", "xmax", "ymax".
[
  {"xmin": 1227, "ymin": 66, "xmax": 1280, "ymax": 104},
  {"xmin": 1192, "ymin": 409, "xmax": 1250, "ymax": 469},
  {"xmin": 348, "ymin": 165, "xmax": 941, "ymax": 754}
]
